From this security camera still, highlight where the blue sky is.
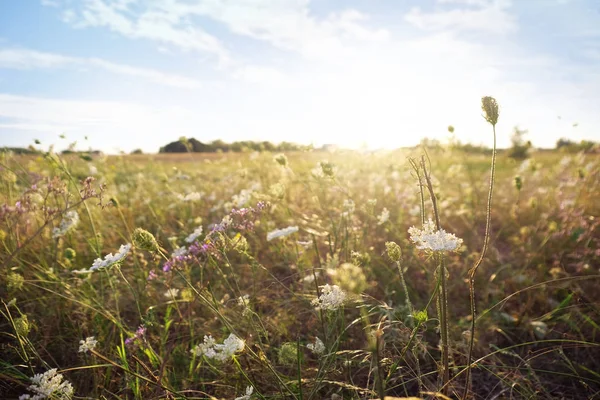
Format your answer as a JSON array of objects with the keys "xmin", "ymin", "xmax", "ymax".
[{"xmin": 0, "ymin": 0, "xmax": 599, "ymax": 153}]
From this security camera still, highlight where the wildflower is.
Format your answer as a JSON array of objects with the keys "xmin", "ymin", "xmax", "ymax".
[
  {"xmin": 237, "ymin": 294, "xmax": 251, "ymax": 316},
  {"xmin": 164, "ymin": 288, "xmax": 180, "ymax": 298},
  {"xmin": 78, "ymin": 336, "xmax": 98, "ymax": 353},
  {"xmin": 125, "ymin": 325, "xmax": 146, "ymax": 346},
  {"xmin": 377, "ymin": 208, "xmax": 390, "ymax": 225},
  {"xmin": 74, "ymin": 243, "xmax": 131, "ymax": 274},
  {"xmin": 311, "ymin": 284, "xmax": 346, "ymax": 311},
  {"xmin": 191, "ymin": 333, "xmax": 244, "ymax": 362},
  {"xmin": 172, "ymin": 247, "xmax": 188, "ymax": 258},
  {"xmin": 52, "ymin": 210, "xmax": 79, "ymax": 239},
  {"xmin": 177, "ymin": 192, "xmax": 203, "ymax": 202},
  {"xmin": 408, "ymin": 219, "xmax": 463, "ymax": 252},
  {"xmin": 342, "ymin": 199, "xmax": 355, "ymax": 215},
  {"xmin": 267, "ymin": 226, "xmax": 299, "ymax": 241},
  {"xmin": 235, "ymin": 386, "xmax": 254, "ymax": 400},
  {"xmin": 278, "ymin": 342, "xmax": 299, "ymax": 365},
  {"xmin": 147, "ymin": 269, "xmax": 158, "ymax": 281},
  {"xmin": 185, "ymin": 226, "xmax": 203, "ymax": 243},
  {"xmin": 329, "ymin": 263, "xmax": 367, "ymax": 294},
  {"xmin": 19, "ymin": 368, "xmax": 74, "ymax": 400},
  {"xmin": 307, "ymin": 337, "xmax": 325, "ymax": 355}
]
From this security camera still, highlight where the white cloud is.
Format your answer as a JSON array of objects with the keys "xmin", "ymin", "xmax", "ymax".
[
  {"xmin": 62, "ymin": 0, "xmax": 230, "ymax": 65},
  {"xmin": 405, "ymin": 0, "xmax": 517, "ymax": 35},
  {"xmin": 0, "ymin": 48, "xmax": 203, "ymax": 88}
]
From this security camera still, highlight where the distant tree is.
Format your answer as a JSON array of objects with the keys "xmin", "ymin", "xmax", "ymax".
[
  {"xmin": 160, "ymin": 138, "xmax": 189, "ymax": 153},
  {"xmin": 508, "ymin": 126, "xmax": 531, "ymax": 159},
  {"xmin": 131, "ymin": 148, "xmax": 143, "ymax": 154}
]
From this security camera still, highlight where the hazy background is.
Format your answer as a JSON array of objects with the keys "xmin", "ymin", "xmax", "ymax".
[{"xmin": 1, "ymin": 0, "xmax": 599, "ymax": 154}]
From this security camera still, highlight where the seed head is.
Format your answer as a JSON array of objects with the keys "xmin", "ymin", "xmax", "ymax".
[
  {"xmin": 481, "ymin": 96, "xmax": 499, "ymax": 126},
  {"xmin": 385, "ymin": 241, "xmax": 402, "ymax": 262},
  {"xmin": 133, "ymin": 228, "xmax": 159, "ymax": 252}
]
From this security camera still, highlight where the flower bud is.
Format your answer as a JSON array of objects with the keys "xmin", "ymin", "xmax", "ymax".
[
  {"xmin": 385, "ymin": 241, "xmax": 402, "ymax": 262},
  {"xmin": 133, "ymin": 228, "xmax": 159, "ymax": 252}
]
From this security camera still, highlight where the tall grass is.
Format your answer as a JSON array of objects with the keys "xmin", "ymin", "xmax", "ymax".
[{"xmin": 1, "ymin": 107, "xmax": 599, "ymax": 399}]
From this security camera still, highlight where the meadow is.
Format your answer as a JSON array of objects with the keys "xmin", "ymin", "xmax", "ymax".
[{"xmin": 1, "ymin": 125, "xmax": 599, "ymax": 398}]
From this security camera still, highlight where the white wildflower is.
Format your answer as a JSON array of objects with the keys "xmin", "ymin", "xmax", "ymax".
[
  {"xmin": 165, "ymin": 288, "xmax": 180, "ymax": 298},
  {"xmin": 185, "ymin": 226, "xmax": 203, "ymax": 243},
  {"xmin": 177, "ymin": 192, "xmax": 203, "ymax": 202},
  {"xmin": 74, "ymin": 243, "xmax": 131, "ymax": 274},
  {"xmin": 377, "ymin": 208, "xmax": 390, "ymax": 225},
  {"xmin": 267, "ymin": 226, "xmax": 299, "ymax": 241},
  {"xmin": 408, "ymin": 219, "xmax": 463, "ymax": 252},
  {"xmin": 235, "ymin": 386, "xmax": 254, "ymax": 400},
  {"xmin": 52, "ymin": 210, "xmax": 80, "ymax": 239},
  {"xmin": 19, "ymin": 368, "xmax": 74, "ymax": 400},
  {"xmin": 311, "ymin": 284, "xmax": 346, "ymax": 311},
  {"xmin": 88, "ymin": 165, "xmax": 98, "ymax": 176},
  {"xmin": 232, "ymin": 188, "xmax": 253, "ymax": 207},
  {"xmin": 191, "ymin": 333, "xmax": 244, "ymax": 362},
  {"xmin": 237, "ymin": 294, "xmax": 251, "ymax": 316},
  {"xmin": 342, "ymin": 199, "xmax": 355, "ymax": 216},
  {"xmin": 172, "ymin": 247, "xmax": 188, "ymax": 258},
  {"xmin": 307, "ymin": 337, "xmax": 325, "ymax": 355},
  {"xmin": 78, "ymin": 336, "xmax": 98, "ymax": 354}
]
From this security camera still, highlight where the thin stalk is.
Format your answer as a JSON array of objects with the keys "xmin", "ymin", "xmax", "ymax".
[
  {"xmin": 463, "ymin": 124, "xmax": 497, "ymax": 399},
  {"xmin": 420, "ymin": 156, "xmax": 449, "ymax": 394}
]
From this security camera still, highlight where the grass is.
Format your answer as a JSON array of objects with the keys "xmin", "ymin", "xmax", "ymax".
[{"xmin": 0, "ymin": 142, "xmax": 599, "ymax": 399}]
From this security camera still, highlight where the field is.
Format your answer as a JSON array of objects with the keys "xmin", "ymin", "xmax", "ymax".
[{"xmin": 1, "ymin": 144, "xmax": 599, "ymax": 399}]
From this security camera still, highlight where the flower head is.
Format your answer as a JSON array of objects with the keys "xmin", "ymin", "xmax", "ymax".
[
  {"xmin": 307, "ymin": 337, "xmax": 326, "ymax": 355},
  {"xmin": 78, "ymin": 336, "xmax": 98, "ymax": 354},
  {"xmin": 481, "ymin": 96, "xmax": 499, "ymax": 126},
  {"xmin": 19, "ymin": 368, "xmax": 74, "ymax": 400},
  {"xmin": 185, "ymin": 226, "xmax": 203, "ymax": 243},
  {"xmin": 267, "ymin": 226, "xmax": 299, "ymax": 241},
  {"xmin": 74, "ymin": 243, "xmax": 131, "ymax": 274},
  {"xmin": 311, "ymin": 284, "xmax": 346, "ymax": 311},
  {"xmin": 408, "ymin": 219, "xmax": 463, "ymax": 252},
  {"xmin": 191, "ymin": 333, "xmax": 244, "ymax": 362},
  {"xmin": 235, "ymin": 386, "xmax": 254, "ymax": 400},
  {"xmin": 52, "ymin": 210, "xmax": 79, "ymax": 239}
]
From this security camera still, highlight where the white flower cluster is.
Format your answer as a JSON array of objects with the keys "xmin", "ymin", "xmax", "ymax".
[
  {"xmin": 52, "ymin": 210, "xmax": 80, "ymax": 239},
  {"xmin": 191, "ymin": 333, "xmax": 244, "ymax": 362},
  {"xmin": 177, "ymin": 192, "xmax": 203, "ymax": 202},
  {"xmin": 377, "ymin": 208, "xmax": 390, "ymax": 225},
  {"xmin": 73, "ymin": 244, "xmax": 131, "ymax": 274},
  {"xmin": 408, "ymin": 219, "xmax": 463, "ymax": 252},
  {"xmin": 235, "ymin": 386, "xmax": 254, "ymax": 400},
  {"xmin": 172, "ymin": 247, "xmax": 188, "ymax": 258},
  {"xmin": 78, "ymin": 336, "xmax": 98, "ymax": 354},
  {"xmin": 342, "ymin": 199, "xmax": 355, "ymax": 216},
  {"xmin": 267, "ymin": 226, "xmax": 299, "ymax": 241},
  {"xmin": 185, "ymin": 226, "xmax": 203, "ymax": 243},
  {"xmin": 164, "ymin": 288, "xmax": 180, "ymax": 298},
  {"xmin": 237, "ymin": 294, "xmax": 251, "ymax": 317},
  {"xmin": 307, "ymin": 337, "xmax": 325, "ymax": 355},
  {"xmin": 311, "ymin": 284, "xmax": 346, "ymax": 311},
  {"xmin": 19, "ymin": 368, "xmax": 74, "ymax": 400}
]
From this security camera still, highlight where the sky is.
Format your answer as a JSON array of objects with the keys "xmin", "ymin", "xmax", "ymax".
[{"xmin": 0, "ymin": 0, "xmax": 599, "ymax": 154}]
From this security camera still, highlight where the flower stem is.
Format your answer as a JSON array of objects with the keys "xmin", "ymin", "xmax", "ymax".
[{"xmin": 463, "ymin": 124, "xmax": 497, "ymax": 399}]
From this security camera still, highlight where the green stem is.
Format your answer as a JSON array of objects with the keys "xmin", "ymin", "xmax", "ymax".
[{"xmin": 463, "ymin": 124, "xmax": 497, "ymax": 399}]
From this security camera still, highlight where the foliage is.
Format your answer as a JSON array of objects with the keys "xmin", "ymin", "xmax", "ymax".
[{"xmin": 0, "ymin": 145, "xmax": 599, "ymax": 399}]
